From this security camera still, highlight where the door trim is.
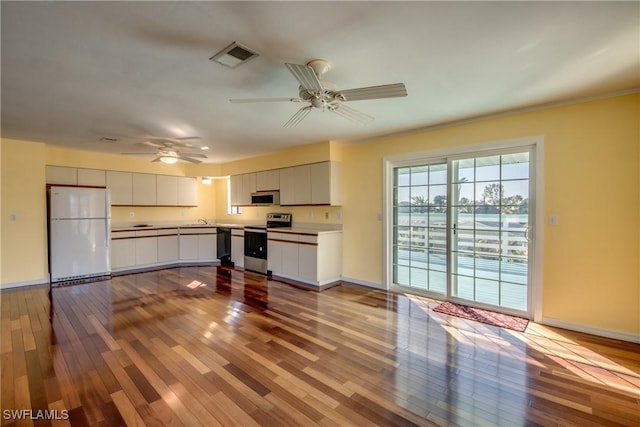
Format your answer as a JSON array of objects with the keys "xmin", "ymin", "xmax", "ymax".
[{"xmin": 383, "ymin": 136, "xmax": 544, "ymax": 322}]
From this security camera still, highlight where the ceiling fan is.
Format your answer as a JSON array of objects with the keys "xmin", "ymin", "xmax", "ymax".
[
  {"xmin": 120, "ymin": 137, "xmax": 208, "ymax": 164},
  {"xmin": 230, "ymin": 59, "xmax": 407, "ymax": 127}
]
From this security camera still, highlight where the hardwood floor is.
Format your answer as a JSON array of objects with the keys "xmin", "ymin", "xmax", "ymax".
[{"xmin": 1, "ymin": 266, "xmax": 639, "ymax": 426}]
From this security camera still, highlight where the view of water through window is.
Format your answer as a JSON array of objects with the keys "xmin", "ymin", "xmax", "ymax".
[{"xmin": 393, "ymin": 151, "xmax": 531, "ymax": 313}]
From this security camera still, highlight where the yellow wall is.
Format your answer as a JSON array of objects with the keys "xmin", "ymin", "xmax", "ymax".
[
  {"xmin": 1, "ymin": 94, "xmax": 638, "ymax": 338},
  {"xmin": 341, "ymin": 93, "xmax": 639, "ymax": 336},
  {"xmin": 1, "ymin": 139, "xmax": 48, "ymax": 284},
  {"xmin": 220, "ymin": 141, "xmax": 332, "ymax": 176}
]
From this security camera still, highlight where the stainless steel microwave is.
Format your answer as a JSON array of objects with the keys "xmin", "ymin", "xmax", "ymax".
[{"xmin": 251, "ymin": 191, "xmax": 280, "ymax": 205}]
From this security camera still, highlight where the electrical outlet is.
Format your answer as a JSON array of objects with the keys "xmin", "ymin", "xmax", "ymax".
[
  {"xmin": 548, "ymin": 215, "xmax": 558, "ymax": 226},
  {"xmin": 129, "ymin": 211, "xmax": 135, "ymax": 218},
  {"xmin": 325, "ymin": 212, "xmax": 329, "ymax": 219},
  {"xmin": 10, "ymin": 213, "xmax": 17, "ymax": 221}
]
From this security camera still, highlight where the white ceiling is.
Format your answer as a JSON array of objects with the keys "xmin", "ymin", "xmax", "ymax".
[{"xmin": 2, "ymin": 1, "xmax": 638, "ymax": 164}]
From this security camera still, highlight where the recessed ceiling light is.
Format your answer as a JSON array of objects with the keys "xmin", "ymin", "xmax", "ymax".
[
  {"xmin": 210, "ymin": 42, "xmax": 258, "ymax": 68},
  {"xmin": 201, "ymin": 146, "xmax": 209, "ymax": 150}
]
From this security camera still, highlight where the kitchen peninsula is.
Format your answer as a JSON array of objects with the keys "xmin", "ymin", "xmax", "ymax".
[{"xmin": 110, "ymin": 221, "xmax": 342, "ymax": 289}]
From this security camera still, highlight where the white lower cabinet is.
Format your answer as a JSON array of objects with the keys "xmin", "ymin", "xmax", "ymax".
[
  {"xmin": 267, "ymin": 230, "xmax": 342, "ymax": 287},
  {"xmin": 298, "ymin": 243, "xmax": 317, "ymax": 284},
  {"xmin": 198, "ymin": 234, "xmax": 216, "ymax": 260},
  {"xmin": 231, "ymin": 229, "xmax": 244, "ymax": 267},
  {"xmin": 267, "ymin": 238, "xmax": 282, "ymax": 274},
  {"xmin": 179, "ymin": 235, "xmax": 199, "ymax": 260},
  {"xmin": 111, "ymin": 232, "xmax": 136, "ymax": 270},
  {"xmin": 157, "ymin": 229, "xmax": 179, "ymax": 263},
  {"xmin": 281, "ymin": 238, "xmax": 299, "ymax": 277},
  {"xmin": 179, "ymin": 228, "xmax": 217, "ymax": 261},
  {"xmin": 135, "ymin": 230, "xmax": 158, "ymax": 266},
  {"xmin": 112, "ymin": 226, "xmax": 217, "ymax": 272}
]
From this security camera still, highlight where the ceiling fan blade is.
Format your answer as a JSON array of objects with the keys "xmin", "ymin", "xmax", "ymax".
[
  {"xmin": 144, "ymin": 139, "xmax": 197, "ymax": 149},
  {"xmin": 337, "ymin": 83, "xmax": 407, "ymax": 101},
  {"xmin": 172, "ymin": 136, "xmax": 201, "ymax": 141},
  {"xmin": 285, "ymin": 63, "xmax": 324, "ymax": 92},
  {"xmin": 328, "ymin": 103, "xmax": 374, "ymax": 125},
  {"xmin": 283, "ymin": 106, "xmax": 313, "ymax": 128},
  {"xmin": 229, "ymin": 97, "xmax": 303, "ymax": 104},
  {"xmin": 120, "ymin": 152, "xmax": 156, "ymax": 155},
  {"xmin": 177, "ymin": 156, "xmax": 202, "ymax": 164},
  {"xmin": 178, "ymin": 152, "xmax": 207, "ymax": 158}
]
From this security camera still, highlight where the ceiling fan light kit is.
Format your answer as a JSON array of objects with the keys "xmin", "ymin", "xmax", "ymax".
[
  {"xmin": 120, "ymin": 137, "xmax": 208, "ymax": 164},
  {"xmin": 158, "ymin": 154, "xmax": 179, "ymax": 164},
  {"xmin": 230, "ymin": 59, "xmax": 407, "ymax": 127}
]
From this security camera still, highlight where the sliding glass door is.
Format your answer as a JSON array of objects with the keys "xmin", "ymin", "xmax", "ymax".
[
  {"xmin": 393, "ymin": 163, "xmax": 448, "ymax": 294},
  {"xmin": 391, "ymin": 147, "xmax": 534, "ymax": 315}
]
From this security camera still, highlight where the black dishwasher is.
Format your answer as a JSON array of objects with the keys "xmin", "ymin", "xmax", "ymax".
[{"xmin": 216, "ymin": 227, "xmax": 233, "ymax": 266}]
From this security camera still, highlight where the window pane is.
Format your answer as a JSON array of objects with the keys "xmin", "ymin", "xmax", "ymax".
[
  {"xmin": 410, "ymin": 166, "xmax": 429, "ymax": 186},
  {"xmin": 411, "ymin": 186, "xmax": 429, "ymax": 208},
  {"xmin": 396, "ymin": 187, "xmax": 411, "ymax": 206},
  {"xmin": 429, "ymin": 270, "xmax": 446, "ymax": 294},
  {"xmin": 502, "ymin": 153, "xmax": 529, "ymax": 180},
  {"xmin": 475, "ymin": 156, "xmax": 500, "ymax": 182},
  {"xmin": 475, "ymin": 279, "xmax": 499, "ymax": 305},
  {"xmin": 410, "ymin": 268, "xmax": 428, "ymax": 289},
  {"xmin": 429, "ymin": 184, "xmax": 447, "ymax": 206},
  {"xmin": 396, "ymin": 167, "xmax": 411, "ymax": 186},
  {"xmin": 454, "ymin": 159, "xmax": 474, "ymax": 183},
  {"xmin": 429, "ymin": 164, "xmax": 447, "ymax": 185},
  {"xmin": 502, "ymin": 179, "xmax": 528, "ymax": 203},
  {"xmin": 456, "ymin": 182, "xmax": 475, "ymax": 204},
  {"xmin": 476, "ymin": 181, "xmax": 502, "ymax": 205}
]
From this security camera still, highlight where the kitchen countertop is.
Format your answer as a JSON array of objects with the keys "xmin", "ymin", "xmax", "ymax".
[
  {"xmin": 267, "ymin": 227, "xmax": 342, "ymax": 235},
  {"xmin": 111, "ymin": 222, "xmax": 342, "ymax": 234}
]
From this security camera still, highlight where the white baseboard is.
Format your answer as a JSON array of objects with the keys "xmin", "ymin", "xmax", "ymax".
[
  {"xmin": 341, "ymin": 276, "xmax": 386, "ymax": 290},
  {"xmin": 542, "ymin": 317, "xmax": 640, "ymax": 344},
  {"xmin": 1, "ymin": 277, "xmax": 49, "ymax": 290}
]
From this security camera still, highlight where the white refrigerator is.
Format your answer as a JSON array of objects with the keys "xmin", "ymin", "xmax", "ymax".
[{"xmin": 49, "ymin": 186, "xmax": 111, "ymax": 283}]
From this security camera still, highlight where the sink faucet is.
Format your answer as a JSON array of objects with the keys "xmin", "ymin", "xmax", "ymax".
[{"xmin": 198, "ymin": 218, "xmax": 209, "ymax": 225}]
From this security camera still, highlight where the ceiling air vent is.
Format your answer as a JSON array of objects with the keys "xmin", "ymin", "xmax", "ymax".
[{"xmin": 210, "ymin": 42, "xmax": 258, "ymax": 68}]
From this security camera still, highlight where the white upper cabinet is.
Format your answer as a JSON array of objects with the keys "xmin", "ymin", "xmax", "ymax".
[
  {"xmin": 132, "ymin": 173, "xmax": 157, "ymax": 206},
  {"xmin": 106, "ymin": 171, "xmax": 133, "ymax": 205},
  {"xmin": 156, "ymin": 175, "xmax": 178, "ymax": 206},
  {"xmin": 278, "ymin": 167, "xmax": 296, "ymax": 206},
  {"xmin": 46, "ymin": 166, "xmax": 77, "ymax": 185},
  {"xmin": 229, "ymin": 173, "xmax": 258, "ymax": 206},
  {"xmin": 230, "ymin": 174, "xmax": 243, "ymax": 206},
  {"xmin": 231, "ymin": 161, "xmax": 342, "ymax": 206},
  {"xmin": 177, "ymin": 176, "xmax": 198, "ymax": 206},
  {"xmin": 241, "ymin": 173, "xmax": 257, "ymax": 205},
  {"xmin": 256, "ymin": 169, "xmax": 280, "ymax": 191},
  {"xmin": 292, "ymin": 165, "xmax": 312, "ymax": 205},
  {"xmin": 279, "ymin": 165, "xmax": 311, "ymax": 205},
  {"xmin": 280, "ymin": 161, "xmax": 342, "ymax": 206},
  {"xmin": 77, "ymin": 168, "xmax": 106, "ymax": 187},
  {"xmin": 311, "ymin": 161, "xmax": 342, "ymax": 205}
]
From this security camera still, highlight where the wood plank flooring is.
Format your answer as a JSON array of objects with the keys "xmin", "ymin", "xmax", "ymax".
[{"xmin": 1, "ymin": 266, "xmax": 639, "ymax": 426}]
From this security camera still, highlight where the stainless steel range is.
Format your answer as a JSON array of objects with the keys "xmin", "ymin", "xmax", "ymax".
[{"xmin": 244, "ymin": 213, "xmax": 292, "ymax": 274}]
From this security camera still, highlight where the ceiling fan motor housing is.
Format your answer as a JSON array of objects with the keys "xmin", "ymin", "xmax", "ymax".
[{"xmin": 299, "ymin": 80, "xmax": 340, "ymax": 108}]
